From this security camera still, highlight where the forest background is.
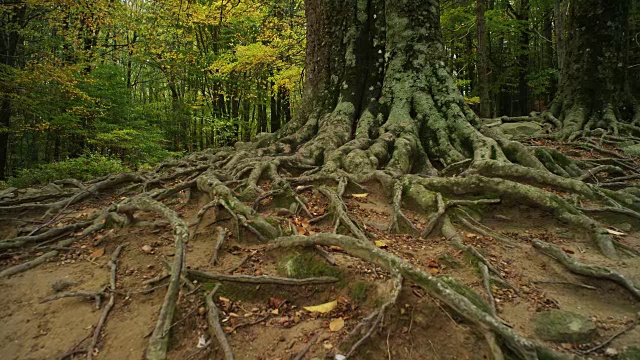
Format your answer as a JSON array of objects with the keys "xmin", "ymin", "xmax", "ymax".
[{"xmin": 1, "ymin": 0, "xmax": 639, "ymax": 187}]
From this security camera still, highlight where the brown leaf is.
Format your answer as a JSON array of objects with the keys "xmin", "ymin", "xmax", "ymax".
[{"xmin": 90, "ymin": 247, "xmax": 105, "ymax": 258}]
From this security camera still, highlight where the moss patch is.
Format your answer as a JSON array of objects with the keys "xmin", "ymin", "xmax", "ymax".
[{"xmin": 277, "ymin": 250, "xmax": 342, "ymax": 280}]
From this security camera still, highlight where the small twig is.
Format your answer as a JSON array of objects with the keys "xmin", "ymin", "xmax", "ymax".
[
  {"xmin": 292, "ymin": 333, "xmax": 319, "ymax": 360},
  {"xmin": 206, "ymin": 284, "xmax": 235, "ymax": 360},
  {"xmin": 40, "ymin": 291, "xmax": 105, "ymax": 308},
  {"xmin": 578, "ymin": 317, "xmax": 638, "ymax": 355},
  {"xmin": 228, "ymin": 314, "xmax": 270, "ymax": 333},
  {"xmin": 532, "ymin": 280, "xmax": 597, "ymax": 290},
  {"xmin": 225, "ymin": 254, "xmax": 251, "ymax": 274}
]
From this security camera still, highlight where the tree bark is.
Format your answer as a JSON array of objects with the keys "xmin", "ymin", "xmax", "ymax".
[
  {"xmin": 0, "ymin": 2, "xmax": 27, "ymax": 180},
  {"xmin": 551, "ymin": 0, "xmax": 634, "ymax": 138},
  {"xmin": 476, "ymin": 0, "xmax": 491, "ymax": 118},
  {"xmin": 553, "ymin": 0, "xmax": 567, "ymax": 86}
]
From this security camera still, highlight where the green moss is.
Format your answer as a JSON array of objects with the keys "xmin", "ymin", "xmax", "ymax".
[
  {"xmin": 277, "ymin": 250, "xmax": 342, "ymax": 280},
  {"xmin": 350, "ymin": 281, "xmax": 369, "ymax": 304}
]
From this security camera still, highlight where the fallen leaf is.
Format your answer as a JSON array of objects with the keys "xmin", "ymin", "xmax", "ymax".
[
  {"xmin": 329, "ymin": 317, "xmax": 345, "ymax": 332},
  {"xmin": 303, "ymin": 300, "xmax": 337, "ymax": 313},
  {"xmin": 605, "ymin": 228, "xmax": 626, "ymax": 236},
  {"xmin": 351, "ymin": 193, "xmax": 368, "ymax": 198},
  {"xmin": 90, "ymin": 247, "xmax": 105, "ymax": 258},
  {"xmin": 374, "ymin": 240, "xmax": 389, "ymax": 248}
]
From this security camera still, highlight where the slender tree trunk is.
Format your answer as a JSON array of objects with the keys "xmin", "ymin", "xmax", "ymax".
[
  {"xmin": 553, "ymin": 0, "xmax": 567, "ymax": 86},
  {"xmin": 476, "ymin": 0, "xmax": 491, "ymax": 118},
  {"xmin": 517, "ymin": 0, "xmax": 530, "ymax": 116}
]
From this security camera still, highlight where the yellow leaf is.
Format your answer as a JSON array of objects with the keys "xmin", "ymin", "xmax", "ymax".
[
  {"xmin": 329, "ymin": 317, "xmax": 345, "ymax": 332},
  {"xmin": 374, "ymin": 240, "xmax": 389, "ymax": 248},
  {"xmin": 351, "ymin": 193, "xmax": 368, "ymax": 198},
  {"xmin": 303, "ymin": 300, "xmax": 337, "ymax": 313}
]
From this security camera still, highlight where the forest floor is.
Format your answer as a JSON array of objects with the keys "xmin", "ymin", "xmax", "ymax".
[{"xmin": 0, "ymin": 138, "xmax": 639, "ymax": 360}]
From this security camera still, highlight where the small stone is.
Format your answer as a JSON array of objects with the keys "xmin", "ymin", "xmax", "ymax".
[
  {"xmin": 533, "ymin": 310, "xmax": 597, "ymax": 343},
  {"xmin": 604, "ymin": 348, "xmax": 618, "ymax": 357},
  {"xmin": 52, "ymin": 279, "xmax": 75, "ymax": 293},
  {"xmin": 141, "ymin": 245, "xmax": 153, "ymax": 253},
  {"xmin": 198, "ymin": 307, "xmax": 206, "ymax": 316}
]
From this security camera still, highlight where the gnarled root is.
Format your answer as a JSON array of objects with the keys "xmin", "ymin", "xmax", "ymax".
[
  {"xmin": 269, "ymin": 234, "xmax": 575, "ymax": 360},
  {"xmin": 532, "ymin": 239, "xmax": 640, "ymax": 300}
]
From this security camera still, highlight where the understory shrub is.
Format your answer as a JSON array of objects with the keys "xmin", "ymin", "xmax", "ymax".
[{"xmin": 8, "ymin": 153, "xmax": 129, "ymax": 188}]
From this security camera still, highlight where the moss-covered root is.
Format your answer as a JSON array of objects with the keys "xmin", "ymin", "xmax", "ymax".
[
  {"xmin": 388, "ymin": 180, "xmax": 419, "ymax": 234},
  {"xmin": 268, "ymin": 234, "xmax": 577, "ymax": 360},
  {"xmin": 410, "ymin": 173, "xmax": 619, "ymax": 259},
  {"xmin": 318, "ymin": 185, "xmax": 368, "ymax": 241},
  {"xmin": 196, "ymin": 170, "xmax": 278, "ymax": 241},
  {"xmin": 532, "ymin": 239, "xmax": 640, "ymax": 300},
  {"xmin": 116, "ymin": 195, "xmax": 188, "ymax": 360}
]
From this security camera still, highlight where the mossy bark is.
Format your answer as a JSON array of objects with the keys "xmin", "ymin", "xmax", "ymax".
[{"xmin": 551, "ymin": 0, "xmax": 636, "ymax": 139}]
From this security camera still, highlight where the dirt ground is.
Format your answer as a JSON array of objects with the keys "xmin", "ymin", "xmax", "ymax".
[{"xmin": 0, "ymin": 181, "xmax": 639, "ymax": 360}]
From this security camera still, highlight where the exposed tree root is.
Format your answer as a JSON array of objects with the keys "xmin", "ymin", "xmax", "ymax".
[
  {"xmin": 1, "ymin": 94, "xmax": 639, "ymax": 360},
  {"xmin": 40, "ymin": 291, "xmax": 106, "ymax": 308},
  {"xmin": 210, "ymin": 226, "xmax": 227, "ymax": 265},
  {"xmin": 268, "ymin": 234, "xmax": 576, "ymax": 360},
  {"xmin": 186, "ymin": 269, "xmax": 339, "ymax": 286},
  {"xmin": 87, "ymin": 244, "xmax": 124, "ymax": 360},
  {"xmin": 205, "ymin": 284, "xmax": 235, "ymax": 360},
  {"xmin": 532, "ymin": 239, "xmax": 640, "ymax": 300},
  {"xmin": 344, "ymin": 273, "xmax": 402, "ymax": 358},
  {"xmin": 115, "ymin": 196, "xmax": 188, "ymax": 360}
]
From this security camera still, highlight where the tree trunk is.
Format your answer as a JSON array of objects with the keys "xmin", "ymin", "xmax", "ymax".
[
  {"xmin": 553, "ymin": 0, "xmax": 567, "ymax": 86},
  {"xmin": 0, "ymin": 2, "xmax": 26, "ymax": 180},
  {"xmin": 517, "ymin": 0, "xmax": 530, "ymax": 116},
  {"xmin": 476, "ymin": 0, "xmax": 491, "ymax": 118},
  {"xmin": 552, "ymin": 0, "xmax": 634, "ymax": 139}
]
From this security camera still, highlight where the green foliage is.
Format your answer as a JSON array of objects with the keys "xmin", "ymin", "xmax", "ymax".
[
  {"xmin": 528, "ymin": 68, "xmax": 558, "ymax": 97},
  {"xmin": 8, "ymin": 153, "xmax": 129, "ymax": 188}
]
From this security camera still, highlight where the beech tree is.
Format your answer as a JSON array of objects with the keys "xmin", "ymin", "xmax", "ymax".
[
  {"xmin": 1, "ymin": 1, "xmax": 640, "ymax": 360},
  {"xmin": 551, "ymin": 0, "xmax": 639, "ymax": 139}
]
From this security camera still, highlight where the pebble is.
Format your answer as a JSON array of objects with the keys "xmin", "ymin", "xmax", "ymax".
[
  {"xmin": 141, "ymin": 245, "xmax": 153, "ymax": 253},
  {"xmin": 604, "ymin": 348, "xmax": 618, "ymax": 357}
]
